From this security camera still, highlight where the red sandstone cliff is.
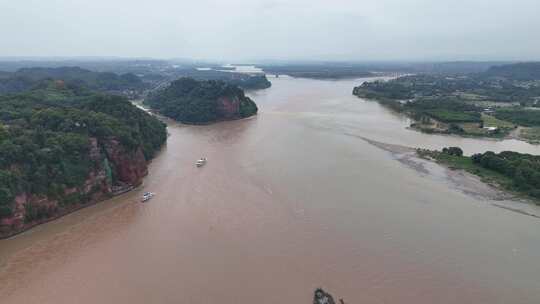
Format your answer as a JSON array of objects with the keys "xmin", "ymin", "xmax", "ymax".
[
  {"xmin": 0, "ymin": 137, "xmax": 150, "ymax": 238},
  {"xmin": 102, "ymin": 139, "xmax": 148, "ymax": 186},
  {"xmin": 216, "ymin": 96, "xmax": 241, "ymax": 119}
]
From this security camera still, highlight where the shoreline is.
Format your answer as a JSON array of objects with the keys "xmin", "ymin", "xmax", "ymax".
[
  {"xmin": 0, "ymin": 134, "xmax": 170, "ymax": 240},
  {"xmin": 0, "ymin": 97, "xmax": 167, "ymax": 240},
  {"xmin": 132, "ymin": 99, "xmax": 258, "ymax": 126},
  {"xmin": 173, "ymin": 113, "xmax": 258, "ymax": 126},
  {"xmin": 356, "ymin": 136, "xmax": 540, "ymax": 218},
  {"xmin": 0, "ymin": 107, "xmax": 257, "ymax": 240},
  {"xmin": 355, "ymin": 95, "xmax": 539, "ymax": 145},
  {"xmin": 0, "ymin": 135, "xmax": 168, "ymax": 240},
  {"xmin": 0, "ymin": 185, "xmax": 141, "ymax": 240}
]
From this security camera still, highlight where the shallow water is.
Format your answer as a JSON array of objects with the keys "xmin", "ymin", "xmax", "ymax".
[{"xmin": 1, "ymin": 76, "xmax": 540, "ymax": 304}]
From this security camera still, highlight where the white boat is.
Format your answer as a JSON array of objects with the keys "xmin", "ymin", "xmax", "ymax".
[
  {"xmin": 196, "ymin": 157, "xmax": 207, "ymax": 167},
  {"xmin": 142, "ymin": 192, "xmax": 155, "ymax": 202}
]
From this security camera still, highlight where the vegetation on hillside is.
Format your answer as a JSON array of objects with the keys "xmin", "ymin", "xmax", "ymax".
[
  {"xmin": 354, "ymin": 72, "xmax": 540, "ymax": 106},
  {"xmin": 145, "ymin": 78, "xmax": 258, "ymax": 124},
  {"xmin": 493, "ymin": 108, "xmax": 540, "ymax": 127},
  {"xmin": 0, "ymin": 82, "xmax": 167, "ymax": 219},
  {"xmin": 483, "ymin": 62, "xmax": 540, "ymax": 81},
  {"xmin": 172, "ymin": 69, "xmax": 271, "ymax": 90}
]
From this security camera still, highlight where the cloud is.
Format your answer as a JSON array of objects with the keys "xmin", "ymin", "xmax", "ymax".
[{"xmin": 0, "ymin": 0, "xmax": 538, "ymax": 61}]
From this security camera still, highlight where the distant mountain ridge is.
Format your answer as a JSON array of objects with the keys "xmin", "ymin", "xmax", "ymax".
[
  {"xmin": 484, "ymin": 62, "xmax": 540, "ymax": 80},
  {"xmin": 0, "ymin": 66, "xmax": 144, "ymax": 95}
]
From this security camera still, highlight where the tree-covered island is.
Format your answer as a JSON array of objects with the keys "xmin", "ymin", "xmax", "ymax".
[{"xmin": 144, "ymin": 78, "xmax": 258, "ymax": 124}]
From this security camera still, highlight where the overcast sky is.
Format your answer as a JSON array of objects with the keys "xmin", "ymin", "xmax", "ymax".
[{"xmin": 1, "ymin": 0, "xmax": 539, "ymax": 61}]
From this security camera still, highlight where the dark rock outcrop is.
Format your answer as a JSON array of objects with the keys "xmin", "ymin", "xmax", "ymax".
[{"xmin": 313, "ymin": 288, "xmax": 336, "ymax": 304}]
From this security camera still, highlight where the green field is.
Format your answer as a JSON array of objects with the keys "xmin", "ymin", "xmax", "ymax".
[
  {"xmin": 461, "ymin": 125, "xmax": 488, "ymax": 136},
  {"xmin": 424, "ymin": 109, "xmax": 480, "ymax": 123},
  {"xmin": 494, "ymin": 108, "xmax": 540, "ymax": 127},
  {"xmin": 481, "ymin": 113, "xmax": 515, "ymax": 128}
]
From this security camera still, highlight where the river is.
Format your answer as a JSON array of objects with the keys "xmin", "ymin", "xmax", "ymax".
[{"xmin": 1, "ymin": 76, "xmax": 540, "ymax": 304}]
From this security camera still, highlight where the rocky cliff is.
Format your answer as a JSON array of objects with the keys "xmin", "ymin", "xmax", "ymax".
[
  {"xmin": 103, "ymin": 139, "xmax": 148, "ymax": 186},
  {"xmin": 0, "ymin": 85, "xmax": 167, "ymax": 238},
  {"xmin": 0, "ymin": 137, "xmax": 150, "ymax": 238},
  {"xmin": 217, "ymin": 96, "xmax": 241, "ymax": 119}
]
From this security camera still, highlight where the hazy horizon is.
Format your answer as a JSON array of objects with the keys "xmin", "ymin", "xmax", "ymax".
[{"xmin": 1, "ymin": 0, "xmax": 539, "ymax": 62}]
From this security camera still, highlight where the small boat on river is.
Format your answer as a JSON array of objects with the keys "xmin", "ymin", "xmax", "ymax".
[
  {"xmin": 142, "ymin": 192, "xmax": 155, "ymax": 202},
  {"xmin": 196, "ymin": 157, "xmax": 207, "ymax": 167}
]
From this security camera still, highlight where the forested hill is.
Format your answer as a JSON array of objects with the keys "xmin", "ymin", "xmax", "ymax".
[
  {"xmin": 0, "ymin": 67, "xmax": 144, "ymax": 95},
  {"xmin": 0, "ymin": 81, "xmax": 167, "ymax": 236},
  {"xmin": 484, "ymin": 62, "xmax": 540, "ymax": 81},
  {"xmin": 172, "ymin": 69, "xmax": 271, "ymax": 90},
  {"xmin": 145, "ymin": 77, "xmax": 258, "ymax": 124}
]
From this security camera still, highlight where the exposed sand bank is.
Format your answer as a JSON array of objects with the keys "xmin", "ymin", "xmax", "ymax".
[{"xmin": 356, "ymin": 136, "xmax": 540, "ymax": 219}]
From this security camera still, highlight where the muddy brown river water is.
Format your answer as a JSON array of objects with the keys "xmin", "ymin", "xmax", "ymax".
[{"xmin": 1, "ymin": 76, "xmax": 540, "ymax": 304}]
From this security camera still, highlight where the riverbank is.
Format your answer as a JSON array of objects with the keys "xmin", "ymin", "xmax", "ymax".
[
  {"xmin": 355, "ymin": 137, "xmax": 515, "ymax": 201},
  {"xmin": 415, "ymin": 148, "xmax": 540, "ymax": 204},
  {"xmin": 144, "ymin": 78, "xmax": 258, "ymax": 125},
  {"xmin": 0, "ymin": 88, "xmax": 167, "ymax": 239},
  {"xmin": 0, "ymin": 99, "xmax": 168, "ymax": 240},
  {"xmin": 356, "ymin": 136, "xmax": 540, "ymax": 211},
  {"xmin": 351, "ymin": 71, "xmax": 540, "ymax": 145},
  {"xmin": 353, "ymin": 91, "xmax": 528, "ymax": 142},
  {"xmin": 0, "ymin": 186, "xmax": 138, "ymax": 240},
  {"xmin": 358, "ymin": 137, "xmax": 540, "ymax": 221},
  {"xmin": 358, "ymin": 93, "xmax": 540, "ymax": 144}
]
